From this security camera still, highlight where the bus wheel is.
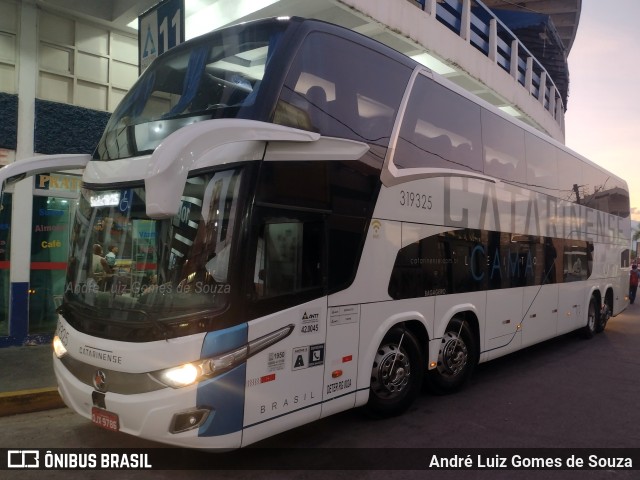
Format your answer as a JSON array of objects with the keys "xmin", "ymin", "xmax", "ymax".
[
  {"xmin": 426, "ymin": 318, "xmax": 477, "ymax": 394},
  {"xmin": 595, "ymin": 296, "xmax": 612, "ymax": 333},
  {"xmin": 582, "ymin": 296, "xmax": 598, "ymax": 339},
  {"xmin": 366, "ymin": 327, "xmax": 424, "ymax": 417}
]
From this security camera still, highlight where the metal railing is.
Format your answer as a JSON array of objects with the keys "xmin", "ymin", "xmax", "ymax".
[{"xmin": 415, "ymin": 0, "xmax": 564, "ymax": 129}]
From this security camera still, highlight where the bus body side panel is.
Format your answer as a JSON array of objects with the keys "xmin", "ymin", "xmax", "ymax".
[
  {"xmin": 557, "ymin": 282, "xmax": 586, "ymax": 334},
  {"xmin": 241, "ymin": 298, "xmax": 327, "ymax": 447},
  {"xmin": 484, "ymin": 288, "xmax": 523, "ymax": 359},
  {"xmin": 521, "ymin": 284, "xmax": 559, "ymax": 348}
]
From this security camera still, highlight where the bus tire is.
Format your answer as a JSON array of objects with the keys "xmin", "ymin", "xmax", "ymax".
[
  {"xmin": 366, "ymin": 326, "xmax": 424, "ymax": 418},
  {"xmin": 582, "ymin": 295, "xmax": 598, "ymax": 339},
  {"xmin": 595, "ymin": 295, "xmax": 612, "ymax": 333},
  {"xmin": 426, "ymin": 317, "xmax": 477, "ymax": 395}
]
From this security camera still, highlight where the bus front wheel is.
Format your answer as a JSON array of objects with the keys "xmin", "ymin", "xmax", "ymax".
[
  {"xmin": 366, "ymin": 326, "xmax": 424, "ymax": 417},
  {"xmin": 426, "ymin": 317, "xmax": 477, "ymax": 394}
]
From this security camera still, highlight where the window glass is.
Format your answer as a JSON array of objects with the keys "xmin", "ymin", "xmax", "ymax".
[
  {"xmin": 610, "ymin": 179, "xmax": 630, "ymax": 218},
  {"xmin": 256, "ymin": 162, "xmax": 330, "ymax": 210},
  {"xmin": 389, "ymin": 229, "xmax": 584, "ymax": 300},
  {"xmin": 253, "ymin": 219, "xmax": 323, "ymax": 299},
  {"xmin": 563, "ymin": 240, "xmax": 591, "ymax": 282},
  {"xmin": 582, "ymin": 165, "xmax": 610, "ymax": 203},
  {"xmin": 275, "ymin": 32, "xmax": 411, "ymax": 150},
  {"xmin": 581, "ymin": 164, "xmax": 628, "ymax": 217},
  {"xmin": 394, "ymin": 75, "xmax": 483, "ymax": 173},
  {"xmin": 256, "ymin": 160, "xmax": 378, "ymax": 297},
  {"xmin": 556, "ymin": 151, "xmax": 583, "ymax": 205},
  {"xmin": 95, "ymin": 20, "xmax": 288, "ymax": 160},
  {"xmin": 63, "ymin": 168, "xmax": 245, "ymax": 343},
  {"xmin": 525, "ymin": 132, "xmax": 558, "ymax": 196},
  {"xmin": 30, "ymin": 195, "xmax": 72, "ymax": 334},
  {"xmin": 0, "ymin": 193, "xmax": 10, "ymax": 336},
  {"xmin": 482, "ymin": 109, "xmax": 526, "ymax": 184},
  {"xmin": 388, "ymin": 229, "xmax": 487, "ymax": 299}
]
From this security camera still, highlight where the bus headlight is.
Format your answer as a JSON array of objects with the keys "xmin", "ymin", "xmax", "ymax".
[
  {"xmin": 160, "ymin": 363, "xmax": 201, "ymax": 388},
  {"xmin": 53, "ymin": 335, "xmax": 68, "ymax": 358},
  {"xmin": 152, "ymin": 324, "xmax": 294, "ymax": 389}
]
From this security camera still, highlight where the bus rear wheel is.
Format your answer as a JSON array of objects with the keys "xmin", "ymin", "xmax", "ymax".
[
  {"xmin": 582, "ymin": 295, "xmax": 598, "ymax": 338},
  {"xmin": 595, "ymin": 295, "xmax": 612, "ymax": 333},
  {"xmin": 366, "ymin": 327, "xmax": 424, "ymax": 417},
  {"xmin": 426, "ymin": 317, "xmax": 477, "ymax": 394}
]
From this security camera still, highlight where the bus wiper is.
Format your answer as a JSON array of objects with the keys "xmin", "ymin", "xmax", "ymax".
[
  {"xmin": 58, "ymin": 300, "xmax": 109, "ymax": 319},
  {"xmin": 58, "ymin": 301, "xmax": 171, "ymax": 341},
  {"xmin": 108, "ymin": 306, "xmax": 171, "ymax": 342}
]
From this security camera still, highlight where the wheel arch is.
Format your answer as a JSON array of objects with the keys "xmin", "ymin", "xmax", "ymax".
[
  {"xmin": 604, "ymin": 287, "xmax": 614, "ymax": 311},
  {"xmin": 431, "ymin": 307, "xmax": 481, "ymax": 367},
  {"xmin": 355, "ymin": 313, "xmax": 429, "ymax": 407}
]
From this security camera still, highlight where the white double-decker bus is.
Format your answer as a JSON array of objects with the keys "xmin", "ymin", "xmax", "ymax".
[{"xmin": 1, "ymin": 16, "xmax": 629, "ymax": 449}]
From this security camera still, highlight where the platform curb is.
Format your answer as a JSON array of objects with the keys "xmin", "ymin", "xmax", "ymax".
[{"xmin": 0, "ymin": 387, "xmax": 66, "ymax": 417}]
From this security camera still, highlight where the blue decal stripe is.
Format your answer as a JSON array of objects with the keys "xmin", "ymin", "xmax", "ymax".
[
  {"xmin": 200, "ymin": 323, "xmax": 248, "ymax": 358},
  {"xmin": 196, "ymin": 324, "xmax": 249, "ymax": 437}
]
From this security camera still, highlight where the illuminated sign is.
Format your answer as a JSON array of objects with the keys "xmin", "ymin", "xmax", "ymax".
[{"xmin": 90, "ymin": 192, "xmax": 121, "ymax": 207}]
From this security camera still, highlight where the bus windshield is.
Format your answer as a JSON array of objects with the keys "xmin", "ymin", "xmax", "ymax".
[
  {"xmin": 63, "ymin": 168, "xmax": 245, "ymax": 340},
  {"xmin": 94, "ymin": 19, "xmax": 289, "ymax": 160}
]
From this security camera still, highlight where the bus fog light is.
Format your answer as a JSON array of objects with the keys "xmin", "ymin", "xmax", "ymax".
[
  {"xmin": 170, "ymin": 408, "xmax": 211, "ymax": 434},
  {"xmin": 53, "ymin": 335, "xmax": 68, "ymax": 358}
]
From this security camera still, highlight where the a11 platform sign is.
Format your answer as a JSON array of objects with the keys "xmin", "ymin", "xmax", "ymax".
[{"xmin": 138, "ymin": 0, "xmax": 185, "ymax": 73}]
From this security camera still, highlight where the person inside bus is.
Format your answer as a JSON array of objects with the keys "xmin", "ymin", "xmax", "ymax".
[
  {"xmin": 92, "ymin": 244, "xmax": 113, "ymax": 291},
  {"xmin": 142, "ymin": 274, "xmax": 159, "ymax": 295},
  {"xmin": 105, "ymin": 245, "xmax": 118, "ymax": 267},
  {"xmin": 572, "ymin": 257, "xmax": 582, "ymax": 276}
]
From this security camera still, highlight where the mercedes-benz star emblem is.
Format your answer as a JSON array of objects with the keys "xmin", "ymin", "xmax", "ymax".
[{"xmin": 93, "ymin": 370, "xmax": 107, "ymax": 392}]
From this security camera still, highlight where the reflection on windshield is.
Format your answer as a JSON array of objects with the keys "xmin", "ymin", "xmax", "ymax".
[
  {"xmin": 65, "ymin": 169, "xmax": 243, "ymax": 324},
  {"xmin": 94, "ymin": 20, "xmax": 288, "ymax": 160}
]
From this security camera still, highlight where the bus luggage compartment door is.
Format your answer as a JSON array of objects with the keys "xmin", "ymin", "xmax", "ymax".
[{"xmin": 321, "ymin": 304, "xmax": 360, "ymax": 418}]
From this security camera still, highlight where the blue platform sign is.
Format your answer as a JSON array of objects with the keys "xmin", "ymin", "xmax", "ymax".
[{"xmin": 139, "ymin": 0, "xmax": 185, "ymax": 72}]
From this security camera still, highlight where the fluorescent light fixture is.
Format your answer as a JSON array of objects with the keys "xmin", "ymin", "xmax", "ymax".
[
  {"xmin": 499, "ymin": 106, "xmax": 522, "ymax": 118},
  {"xmin": 411, "ymin": 53, "xmax": 456, "ymax": 75}
]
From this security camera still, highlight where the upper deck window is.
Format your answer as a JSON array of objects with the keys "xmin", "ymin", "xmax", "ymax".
[
  {"xmin": 394, "ymin": 74, "xmax": 483, "ymax": 173},
  {"xmin": 274, "ymin": 31, "xmax": 411, "ymax": 153},
  {"xmin": 93, "ymin": 19, "xmax": 289, "ymax": 160}
]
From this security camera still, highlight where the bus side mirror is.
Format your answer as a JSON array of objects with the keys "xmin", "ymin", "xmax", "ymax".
[
  {"xmin": 143, "ymin": 119, "xmax": 322, "ymax": 219},
  {"xmin": 0, "ymin": 154, "xmax": 90, "ymax": 197}
]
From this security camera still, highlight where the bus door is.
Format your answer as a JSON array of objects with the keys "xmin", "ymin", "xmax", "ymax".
[{"xmin": 242, "ymin": 216, "xmax": 328, "ymax": 445}]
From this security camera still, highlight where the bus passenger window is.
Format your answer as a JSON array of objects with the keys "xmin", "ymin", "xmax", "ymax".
[
  {"xmin": 254, "ymin": 220, "xmax": 323, "ymax": 299},
  {"xmin": 394, "ymin": 74, "xmax": 482, "ymax": 173}
]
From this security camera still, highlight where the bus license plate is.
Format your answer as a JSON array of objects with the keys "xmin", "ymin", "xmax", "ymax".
[{"xmin": 91, "ymin": 407, "xmax": 119, "ymax": 432}]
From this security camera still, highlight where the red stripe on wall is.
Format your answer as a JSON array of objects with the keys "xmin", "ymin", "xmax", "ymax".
[
  {"xmin": 135, "ymin": 263, "xmax": 157, "ymax": 271},
  {"xmin": 30, "ymin": 262, "xmax": 68, "ymax": 270}
]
